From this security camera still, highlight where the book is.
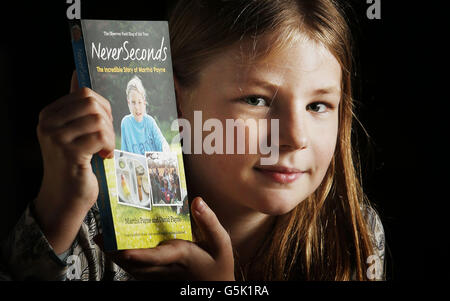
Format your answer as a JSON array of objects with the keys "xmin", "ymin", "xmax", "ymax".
[{"xmin": 69, "ymin": 19, "xmax": 192, "ymax": 251}]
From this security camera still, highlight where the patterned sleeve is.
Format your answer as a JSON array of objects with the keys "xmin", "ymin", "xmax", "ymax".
[
  {"xmin": 363, "ymin": 205, "xmax": 386, "ymax": 281},
  {"xmin": 0, "ymin": 201, "xmax": 132, "ymax": 281}
]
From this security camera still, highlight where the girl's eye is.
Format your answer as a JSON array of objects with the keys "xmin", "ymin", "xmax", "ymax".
[
  {"xmin": 307, "ymin": 102, "xmax": 328, "ymax": 113},
  {"xmin": 242, "ymin": 96, "xmax": 268, "ymax": 107}
]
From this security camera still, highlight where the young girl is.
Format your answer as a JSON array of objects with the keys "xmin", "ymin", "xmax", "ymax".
[
  {"xmin": 121, "ymin": 76, "xmax": 170, "ymax": 155},
  {"xmin": 1, "ymin": 0, "xmax": 384, "ymax": 281}
]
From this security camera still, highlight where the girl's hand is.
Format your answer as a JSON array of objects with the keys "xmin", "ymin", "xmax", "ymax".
[
  {"xmin": 106, "ymin": 197, "xmax": 235, "ymax": 280},
  {"xmin": 34, "ymin": 71, "xmax": 115, "ymax": 254}
]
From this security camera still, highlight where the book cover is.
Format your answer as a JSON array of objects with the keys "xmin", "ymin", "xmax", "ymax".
[{"xmin": 69, "ymin": 19, "xmax": 192, "ymax": 251}]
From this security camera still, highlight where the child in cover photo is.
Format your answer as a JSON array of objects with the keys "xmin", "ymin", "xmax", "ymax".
[{"xmin": 121, "ymin": 76, "xmax": 170, "ymax": 155}]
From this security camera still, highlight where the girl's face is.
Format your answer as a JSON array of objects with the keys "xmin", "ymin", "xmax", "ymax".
[
  {"xmin": 128, "ymin": 89, "xmax": 146, "ymax": 122},
  {"xmin": 179, "ymin": 37, "xmax": 341, "ymax": 215}
]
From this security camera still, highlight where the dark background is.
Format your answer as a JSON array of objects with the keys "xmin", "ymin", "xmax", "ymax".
[{"xmin": 0, "ymin": 0, "xmax": 440, "ymax": 284}]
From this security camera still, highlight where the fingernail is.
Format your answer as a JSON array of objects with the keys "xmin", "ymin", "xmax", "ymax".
[{"xmin": 195, "ymin": 198, "xmax": 207, "ymax": 215}]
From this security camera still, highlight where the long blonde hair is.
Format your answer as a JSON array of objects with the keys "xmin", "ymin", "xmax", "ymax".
[{"xmin": 169, "ymin": 0, "xmax": 375, "ymax": 280}]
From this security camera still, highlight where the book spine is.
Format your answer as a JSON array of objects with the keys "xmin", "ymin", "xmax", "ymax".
[{"xmin": 69, "ymin": 20, "xmax": 117, "ymax": 251}]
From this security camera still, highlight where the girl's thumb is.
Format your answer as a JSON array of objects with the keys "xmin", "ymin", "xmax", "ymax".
[{"xmin": 191, "ymin": 197, "xmax": 232, "ymax": 260}]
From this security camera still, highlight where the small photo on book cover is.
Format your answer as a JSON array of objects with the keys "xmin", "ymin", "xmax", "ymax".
[
  {"xmin": 70, "ymin": 19, "xmax": 192, "ymax": 251},
  {"xmin": 146, "ymin": 151, "xmax": 183, "ymax": 208},
  {"xmin": 114, "ymin": 150, "xmax": 152, "ymax": 211}
]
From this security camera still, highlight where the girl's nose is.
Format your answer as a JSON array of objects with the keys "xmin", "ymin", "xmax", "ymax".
[{"xmin": 272, "ymin": 101, "xmax": 309, "ymax": 152}]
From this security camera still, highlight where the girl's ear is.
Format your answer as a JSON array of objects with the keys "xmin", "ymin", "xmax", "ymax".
[{"xmin": 173, "ymin": 75, "xmax": 183, "ymax": 118}]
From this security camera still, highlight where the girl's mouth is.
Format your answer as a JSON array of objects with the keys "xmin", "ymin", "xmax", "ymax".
[{"xmin": 254, "ymin": 166, "xmax": 305, "ymax": 184}]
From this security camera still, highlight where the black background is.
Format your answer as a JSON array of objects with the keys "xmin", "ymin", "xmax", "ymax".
[{"xmin": 0, "ymin": 0, "xmax": 442, "ymax": 285}]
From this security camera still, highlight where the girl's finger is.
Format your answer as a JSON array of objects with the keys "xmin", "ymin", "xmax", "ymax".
[
  {"xmin": 190, "ymin": 197, "xmax": 233, "ymax": 260},
  {"xmin": 68, "ymin": 129, "xmax": 115, "ymax": 161},
  {"xmin": 111, "ymin": 240, "xmax": 194, "ymax": 268},
  {"xmin": 50, "ymin": 96, "xmax": 113, "ymax": 129},
  {"xmin": 40, "ymin": 88, "xmax": 112, "ymax": 124},
  {"xmin": 51, "ymin": 113, "xmax": 113, "ymax": 146},
  {"xmin": 70, "ymin": 70, "xmax": 79, "ymax": 93}
]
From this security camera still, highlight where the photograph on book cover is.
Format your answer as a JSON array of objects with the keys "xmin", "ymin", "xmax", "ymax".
[
  {"xmin": 114, "ymin": 150, "xmax": 152, "ymax": 211},
  {"xmin": 146, "ymin": 151, "xmax": 183, "ymax": 208}
]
